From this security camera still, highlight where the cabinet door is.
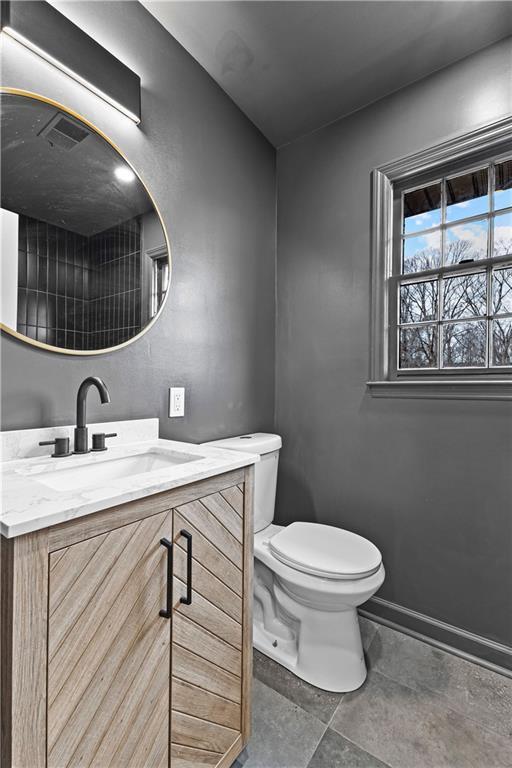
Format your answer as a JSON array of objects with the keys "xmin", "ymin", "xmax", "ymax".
[
  {"xmin": 47, "ymin": 510, "xmax": 172, "ymax": 768},
  {"xmin": 171, "ymin": 488, "xmax": 244, "ymax": 768}
]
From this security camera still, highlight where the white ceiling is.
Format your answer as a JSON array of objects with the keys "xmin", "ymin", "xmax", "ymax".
[{"xmin": 142, "ymin": 1, "xmax": 512, "ymax": 147}]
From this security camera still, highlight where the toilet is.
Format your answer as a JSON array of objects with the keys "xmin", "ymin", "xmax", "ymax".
[{"xmin": 202, "ymin": 433, "xmax": 385, "ymax": 692}]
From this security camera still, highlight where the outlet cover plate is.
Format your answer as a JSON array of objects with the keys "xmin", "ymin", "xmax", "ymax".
[{"xmin": 169, "ymin": 387, "xmax": 185, "ymax": 417}]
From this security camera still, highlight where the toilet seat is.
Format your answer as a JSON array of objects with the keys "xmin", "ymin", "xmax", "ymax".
[{"xmin": 268, "ymin": 522, "xmax": 382, "ymax": 580}]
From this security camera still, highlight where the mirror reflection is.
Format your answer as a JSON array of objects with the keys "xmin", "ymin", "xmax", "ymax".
[{"xmin": 0, "ymin": 91, "xmax": 170, "ymax": 353}]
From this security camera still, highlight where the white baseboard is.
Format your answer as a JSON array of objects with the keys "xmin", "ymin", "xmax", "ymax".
[{"xmin": 360, "ymin": 596, "xmax": 512, "ymax": 680}]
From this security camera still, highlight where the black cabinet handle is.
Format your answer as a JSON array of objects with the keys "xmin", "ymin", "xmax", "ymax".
[
  {"xmin": 159, "ymin": 537, "xmax": 173, "ymax": 619},
  {"xmin": 180, "ymin": 530, "xmax": 193, "ymax": 605}
]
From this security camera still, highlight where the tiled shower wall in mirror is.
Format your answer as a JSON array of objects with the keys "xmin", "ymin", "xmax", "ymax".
[
  {"xmin": 16, "ymin": 214, "xmax": 142, "ymax": 350},
  {"xmin": 89, "ymin": 218, "xmax": 142, "ymax": 349}
]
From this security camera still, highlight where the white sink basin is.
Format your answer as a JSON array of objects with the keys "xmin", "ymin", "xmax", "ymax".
[{"xmin": 31, "ymin": 450, "xmax": 200, "ymax": 492}]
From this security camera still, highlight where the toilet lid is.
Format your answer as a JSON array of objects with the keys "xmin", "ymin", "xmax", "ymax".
[{"xmin": 269, "ymin": 522, "xmax": 382, "ymax": 580}]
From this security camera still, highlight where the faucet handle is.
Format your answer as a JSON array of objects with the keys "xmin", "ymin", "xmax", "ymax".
[
  {"xmin": 39, "ymin": 437, "xmax": 71, "ymax": 458},
  {"xmin": 91, "ymin": 432, "xmax": 117, "ymax": 452}
]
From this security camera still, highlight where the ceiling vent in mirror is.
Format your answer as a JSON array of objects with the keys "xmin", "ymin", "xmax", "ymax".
[{"xmin": 39, "ymin": 112, "xmax": 90, "ymax": 151}]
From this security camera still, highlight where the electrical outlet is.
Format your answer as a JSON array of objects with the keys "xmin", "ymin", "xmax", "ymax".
[{"xmin": 169, "ymin": 387, "xmax": 185, "ymax": 417}]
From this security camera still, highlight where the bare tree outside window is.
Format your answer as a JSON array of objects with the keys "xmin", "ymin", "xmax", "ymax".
[{"xmin": 397, "ymin": 158, "xmax": 512, "ymax": 371}]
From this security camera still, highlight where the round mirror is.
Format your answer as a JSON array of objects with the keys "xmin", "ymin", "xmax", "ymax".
[{"xmin": 0, "ymin": 89, "xmax": 171, "ymax": 354}]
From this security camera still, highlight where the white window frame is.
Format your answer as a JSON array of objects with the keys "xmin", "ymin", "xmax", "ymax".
[
  {"xmin": 368, "ymin": 115, "xmax": 512, "ymax": 400},
  {"xmin": 146, "ymin": 244, "xmax": 169, "ymax": 318}
]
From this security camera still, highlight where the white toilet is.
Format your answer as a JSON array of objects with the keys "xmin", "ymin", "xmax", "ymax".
[{"xmin": 203, "ymin": 433, "xmax": 385, "ymax": 692}]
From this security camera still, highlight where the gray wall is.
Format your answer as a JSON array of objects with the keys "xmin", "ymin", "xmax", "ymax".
[
  {"xmin": 0, "ymin": 0, "xmax": 276, "ymax": 442},
  {"xmin": 275, "ymin": 38, "xmax": 512, "ymax": 650}
]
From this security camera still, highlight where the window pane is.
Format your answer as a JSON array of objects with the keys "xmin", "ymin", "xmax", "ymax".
[
  {"xmin": 446, "ymin": 168, "xmax": 489, "ymax": 222},
  {"xmin": 492, "ymin": 318, "xmax": 512, "ymax": 366},
  {"xmin": 495, "ymin": 159, "xmax": 512, "ymax": 211},
  {"xmin": 443, "ymin": 272, "xmax": 487, "ymax": 319},
  {"xmin": 400, "ymin": 280, "xmax": 438, "ymax": 323},
  {"xmin": 493, "ymin": 267, "xmax": 512, "ymax": 315},
  {"xmin": 403, "ymin": 232, "xmax": 441, "ymax": 274},
  {"xmin": 445, "ymin": 219, "xmax": 488, "ymax": 264},
  {"xmin": 399, "ymin": 325, "xmax": 437, "ymax": 368},
  {"xmin": 442, "ymin": 320, "xmax": 486, "ymax": 367},
  {"xmin": 403, "ymin": 183, "xmax": 441, "ymax": 234},
  {"xmin": 493, "ymin": 211, "xmax": 512, "ymax": 257}
]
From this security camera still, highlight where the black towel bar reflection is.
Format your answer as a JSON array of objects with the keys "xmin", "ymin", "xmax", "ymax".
[
  {"xmin": 159, "ymin": 537, "xmax": 173, "ymax": 619},
  {"xmin": 180, "ymin": 529, "xmax": 193, "ymax": 605}
]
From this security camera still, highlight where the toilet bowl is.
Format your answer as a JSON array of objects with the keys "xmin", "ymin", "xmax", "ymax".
[
  {"xmin": 202, "ymin": 433, "xmax": 385, "ymax": 692},
  {"xmin": 254, "ymin": 523, "xmax": 384, "ymax": 691}
]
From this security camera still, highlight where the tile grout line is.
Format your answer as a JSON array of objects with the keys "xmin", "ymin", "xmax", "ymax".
[
  {"xmin": 252, "ymin": 667, "xmax": 334, "ymax": 768},
  {"xmin": 307, "ymin": 623, "xmax": 384, "ymax": 766},
  {"xmin": 365, "ymin": 666, "xmax": 512, "ymax": 745},
  {"xmin": 336, "ymin": 621, "xmax": 512, "ymax": 755},
  {"xmin": 320, "ymin": 622, "xmax": 397, "ymax": 768},
  {"xmin": 365, "ymin": 620, "xmax": 512, "ymax": 742},
  {"xmin": 325, "ymin": 620, "xmax": 380, "ymax": 727},
  {"xmin": 304, "ymin": 722, "xmax": 328, "ymax": 768}
]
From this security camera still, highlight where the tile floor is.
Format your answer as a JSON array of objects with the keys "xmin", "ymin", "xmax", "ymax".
[{"xmin": 234, "ymin": 616, "xmax": 512, "ymax": 768}]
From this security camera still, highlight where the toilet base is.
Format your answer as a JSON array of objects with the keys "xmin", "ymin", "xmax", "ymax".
[{"xmin": 253, "ymin": 603, "xmax": 368, "ymax": 693}]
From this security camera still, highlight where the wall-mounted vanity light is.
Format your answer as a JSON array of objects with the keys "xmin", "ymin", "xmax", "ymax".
[{"xmin": 1, "ymin": 1, "xmax": 141, "ymax": 123}]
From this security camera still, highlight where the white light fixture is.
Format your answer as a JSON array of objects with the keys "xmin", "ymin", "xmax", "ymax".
[
  {"xmin": 1, "ymin": 1, "xmax": 141, "ymax": 124},
  {"xmin": 115, "ymin": 166, "xmax": 136, "ymax": 183},
  {"xmin": 2, "ymin": 26, "xmax": 140, "ymax": 124}
]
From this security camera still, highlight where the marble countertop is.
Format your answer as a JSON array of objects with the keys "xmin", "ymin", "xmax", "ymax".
[{"xmin": 1, "ymin": 438, "xmax": 259, "ymax": 538}]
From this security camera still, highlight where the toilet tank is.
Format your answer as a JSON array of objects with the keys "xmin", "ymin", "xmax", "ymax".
[{"xmin": 201, "ymin": 433, "xmax": 282, "ymax": 533}]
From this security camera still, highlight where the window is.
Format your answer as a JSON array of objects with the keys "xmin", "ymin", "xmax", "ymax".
[
  {"xmin": 395, "ymin": 158, "xmax": 512, "ymax": 372},
  {"xmin": 368, "ymin": 115, "xmax": 512, "ymax": 399},
  {"xmin": 151, "ymin": 256, "xmax": 169, "ymax": 318}
]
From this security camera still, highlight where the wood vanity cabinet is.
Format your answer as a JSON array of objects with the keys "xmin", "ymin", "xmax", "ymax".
[{"xmin": 1, "ymin": 467, "xmax": 253, "ymax": 768}]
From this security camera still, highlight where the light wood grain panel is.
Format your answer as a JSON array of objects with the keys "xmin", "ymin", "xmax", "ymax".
[
  {"xmin": 0, "ymin": 535, "xmax": 13, "ymax": 768},
  {"xmin": 241, "ymin": 468, "xmax": 254, "ymax": 746},
  {"xmin": 174, "ymin": 543, "xmax": 242, "ymax": 622},
  {"xmin": 173, "ymin": 613, "xmax": 241, "ymax": 676},
  {"xmin": 49, "ymin": 580, "xmax": 163, "ymax": 759},
  {"xmin": 172, "ymin": 644, "xmax": 241, "ymax": 703},
  {"xmin": 220, "ymin": 486, "xmax": 244, "ymax": 517},
  {"xmin": 49, "ymin": 532, "xmax": 112, "ymax": 614},
  {"xmin": 49, "ymin": 523, "xmax": 136, "ymax": 657},
  {"xmin": 48, "ymin": 546, "xmax": 67, "ymax": 568},
  {"xmin": 171, "ymin": 486, "xmax": 247, "ymax": 766},
  {"xmin": 176, "ymin": 499, "xmax": 242, "ymax": 568},
  {"xmin": 101, "ymin": 646, "xmax": 170, "ymax": 768},
  {"xmin": 47, "ymin": 511, "xmax": 171, "ymax": 768},
  {"xmin": 174, "ymin": 575, "xmax": 241, "ymax": 650},
  {"xmin": 82, "ymin": 624, "xmax": 168, "ymax": 767},
  {"xmin": 172, "ymin": 711, "xmax": 239, "ymax": 754},
  {"xmin": 173, "ymin": 512, "xmax": 242, "ymax": 596},
  {"xmin": 48, "ymin": 512, "xmax": 166, "ymax": 710},
  {"xmin": 200, "ymin": 493, "xmax": 243, "ymax": 542},
  {"xmin": 132, "ymin": 694, "xmax": 170, "ymax": 768},
  {"xmin": 0, "ymin": 530, "xmax": 48, "ymax": 768},
  {"xmin": 48, "ymin": 468, "xmax": 244, "ymax": 551},
  {"xmin": 216, "ymin": 735, "xmax": 244, "ymax": 768},
  {"xmin": 172, "ymin": 678, "xmax": 240, "ymax": 729},
  {"xmin": 171, "ymin": 743, "xmax": 221, "ymax": 768}
]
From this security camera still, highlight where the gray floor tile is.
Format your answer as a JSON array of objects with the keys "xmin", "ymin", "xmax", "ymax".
[
  {"xmin": 330, "ymin": 669, "xmax": 512, "ymax": 768},
  {"xmin": 253, "ymin": 649, "xmax": 343, "ymax": 724},
  {"xmin": 232, "ymin": 749, "xmax": 248, "ymax": 767},
  {"xmin": 308, "ymin": 728, "xmax": 389, "ymax": 768},
  {"xmin": 242, "ymin": 679, "xmax": 326, "ymax": 768},
  {"xmin": 368, "ymin": 623, "xmax": 512, "ymax": 738},
  {"xmin": 359, "ymin": 616, "xmax": 379, "ymax": 652}
]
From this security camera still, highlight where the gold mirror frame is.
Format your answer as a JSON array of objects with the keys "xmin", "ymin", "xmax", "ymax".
[{"xmin": 0, "ymin": 87, "xmax": 172, "ymax": 355}]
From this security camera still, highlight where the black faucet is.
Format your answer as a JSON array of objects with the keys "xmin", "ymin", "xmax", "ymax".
[{"xmin": 74, "ymin": 377, "xmax": 111, "ymax": 454}]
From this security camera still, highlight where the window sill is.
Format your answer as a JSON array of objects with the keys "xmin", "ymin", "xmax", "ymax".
[{"xmin": 367, "ymin": 379, "xmax": 512, "ymax": 400}]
